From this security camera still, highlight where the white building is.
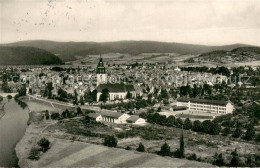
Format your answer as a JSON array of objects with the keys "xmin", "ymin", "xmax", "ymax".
[
  {"xmin": 126, "ymin": 115, "xmax": 146, "ymax": 125},
  {"xmin": 87, "ymin": 113, "xmax": 102, "ymax": 121},
  {"xmin": 100, "ymin": 111, "xmax": 130, "ymax": 124},
  {"xmin": 176, "ymin": 97, "xmax": 234, "ymax": 114}
]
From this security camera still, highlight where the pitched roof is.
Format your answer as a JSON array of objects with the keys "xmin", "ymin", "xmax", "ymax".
[
  {"xmin": 100, "ymin": 110, "xmax": 126, "ymax": 118},
  {"xmin": 176, "ymin": 97, "xmax": 228, "ymax": 106},
  {"xmin": 97, "ymin": 83, "xmax": 135, "ymax": 93},
  {"xmin": 87, "ymin": 113, "xmax": 101, "ymax": 119},
  {"xmin": 126, "ymin": 115, "xmax": 143, "ymax": 122}
]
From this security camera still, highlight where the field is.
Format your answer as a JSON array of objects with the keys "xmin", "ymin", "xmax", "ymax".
[{"xmin": 35, "ymin": 138, "xmax": 211, "ymax": 167}]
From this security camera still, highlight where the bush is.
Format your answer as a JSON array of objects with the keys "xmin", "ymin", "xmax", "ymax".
[
  {"xmin": 213, "ymin": 153, "xmax": 225, "ymax": 166},
  {"xmin": 51, "ymin": 112, "xmax": 60, "ymax": 120},
  {"xmin": 222, "ymin": 127, "xmax": 231, "ymax": 136},
  {"xmin": 184, "ymin": 118, "xmax": 192, "ymax": 130},
  {"xmin": 244, "ymin": 126, "xmax": 255, "ymax": 141},
  {"xmin": 28, "ymin": 147, "xmax": 40, "ymax": 160},
  {"xmin": 136, "ymin": 143, "xmax": 145, "ymax": 152},
  {"xmin": 7, "ymin": 95, "xmax": 12, "ymax": 100},
  {"xmin": 255, "ymin": 133, "xmax": 260, "ymax": 142},
  {"xmin": 232, "ymin": 127, "xmax": 243, "ymax": 138},
  {"xmin": 37, "ymin": 137, "xmax": 50, "ymax": 152},
  {"xmin": 104, "ymin": 135, "xmax": 117, "ymax": 147},
  {"xmin": 0, "ymin": 96, "xmax": 3, "ymax": 102},
  {"xmin": 192, "ymin": 120, "xmax": 202, "ymax": 132},
  {"xmin": 125, "ymin": 146, "xmax": 131, "ymax": 150},
  {"xmin": 158, "ymin": 142, "xmax": 171, "ymax": 156},
  {"xmin": 187, "ymin": 153, "xmax": 197, "ymax": 160}
]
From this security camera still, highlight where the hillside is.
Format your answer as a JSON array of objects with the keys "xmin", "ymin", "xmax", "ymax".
[
  {"xmin": 0, "ymin": 46, "xmax": 62, "ymax": 65},
  {"xmin": 198, "ymin": 47, "xmax": 260, "ymax": 63},
  {"xmin": 2, "ymin": 40, "xmax": 251, "ymax": 61}
]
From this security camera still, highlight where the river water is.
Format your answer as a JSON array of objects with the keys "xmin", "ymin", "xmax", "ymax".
[{"xmin": 0, "ymin": 98, "xmax": 29, "ymax": 167}]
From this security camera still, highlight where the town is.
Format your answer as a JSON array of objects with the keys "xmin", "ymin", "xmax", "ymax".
[{"xmin": 1, "ymin": 54, "xmax": 260, "ymax": 166}]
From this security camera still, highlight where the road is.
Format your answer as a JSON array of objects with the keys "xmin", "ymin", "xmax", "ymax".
[{"xmin": 28, "ymin": 95, "xmax": 101, "ymax": 112}]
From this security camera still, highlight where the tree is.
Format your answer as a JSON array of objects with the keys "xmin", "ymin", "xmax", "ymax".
[
  {"xmin": 244, "ymin": 126, "xmax": 255, "ymax": 141},
  {"xmin": 136, "ymin": 142, "xmax": 145, "ymax": 152},
  {"xmin": 230, "ymin": 149, "xmax": 241, "ymax": 167},
  {"xmin": 232, "ymin": 127, "xmax": 243, "ymax": 138},
  {"xmin": 166, "ymin": 116, "xmax": 175, "ymax": 126},
  {"xmin": 222, "ymin": 127, "xmax": 231, "ymax": 136},
  {"xmin": 18, "ymin": 85, "xmax": 27, "ymax": 96},
  {"xmin": 37, "ymin": 137, "xmax": 50, "ymax": 152},
  {"xmin": 28, "ymin": 147, "xmax": 40, "ymax": 160},
  {"xmin": 213, "ymin": 153, "xmax": 225, "ymax": 166},
  {"xmin": 158, "ymin": 142, "xmax": 171, "ymax": 156},
  {"xmin": 45, "ymin": 110, "xmax": 50, "ymax": 120},
  {"xmin": 104, "ymin": 135, "xmax": 117, "ymax": 147},
  {"xmin": 51, "ymin": 112, "xmax": 60, "ymax": 120},
  {"xmin": 126, "ymin": 91, "xmax": 132, "ymax": 99},
  {"xmin": 255, "ymin": 133, "xmax": 260, "ymax": 142},
  {"xmin": 179, "ymin": 130, "xmax": 185, "ymax": 158},
  {"xmin": 184, "ymin": 118, "xmax": 192, "ymax": 130},
  {"xmin": 175, "ymin": 118, "xmax": 183, "ymax": 128},
  {"xmin": 192, "ymin": 120, "xmax": 202, "ymax": 132},
  {"xmin": 76, "ymin": 107, "xmax": 83, "ymax": 116},
  {"xmin": 99, "ymin": 88, "xmax": 109, "ymax": 103},
  {"xmin": 7, "ymin": 95, "xmax": 12, "ymax": 100}
]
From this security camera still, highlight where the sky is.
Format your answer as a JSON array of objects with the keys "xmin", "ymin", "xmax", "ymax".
[{"xmin": 0, "ymin": 0, "xmax": 260, "ymax": 46}]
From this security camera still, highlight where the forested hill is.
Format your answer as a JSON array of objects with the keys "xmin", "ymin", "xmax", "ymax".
[
  {"xmin": 198, "ymin": 47, "xmax": 260, "ymax": 62},
  {"xmin": 3, "ymin": 40, "xmax": 250, "ymax": 61},
  {"xmin": 0, "ymin": 46, "xmax": 62, "ymax": 65}
]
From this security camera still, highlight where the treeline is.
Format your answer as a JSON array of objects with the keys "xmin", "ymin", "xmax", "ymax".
[
  {"xmin": 143, "ymin": 113, "xmax": 221, "ymax": 135},
  {"xmin": 181, "ymin": 66, "xmax": 230, "ymax": 76}
]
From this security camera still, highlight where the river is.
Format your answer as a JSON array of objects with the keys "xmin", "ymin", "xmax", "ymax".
[{"xmin": 0, "ymin": 98, "xmax": 29, "ymax": 167}]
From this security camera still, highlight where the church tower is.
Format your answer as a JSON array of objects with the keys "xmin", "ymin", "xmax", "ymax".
[{"xmin": 96, "ymin": 56, "xmax": 107, "ymax": 86}]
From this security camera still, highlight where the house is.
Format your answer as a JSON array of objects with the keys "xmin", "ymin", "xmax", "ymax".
[
  {"xmin": 126, "ymin": 115, "xmax": 146, "ymax": 125},
  {"xmin": 176, "ymin": 97, "xmax": 234, "ymax": 114},
  {"xmin": 87, "ymin": 113, "xmax": 102, "ymax": 121},
  {"xmin": 100, "ymin": 111, "xmax": 130, "ymax": 124}
]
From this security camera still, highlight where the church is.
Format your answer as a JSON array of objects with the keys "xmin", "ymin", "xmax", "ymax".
[{"xmin": 96, "ymin": 57, "xmax": 136, "ymax": 102}]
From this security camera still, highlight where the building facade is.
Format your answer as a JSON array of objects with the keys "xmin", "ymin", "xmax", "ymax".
[{"xmin": 176, "ymin": 97, "xmax": 234, "ymax": 114}]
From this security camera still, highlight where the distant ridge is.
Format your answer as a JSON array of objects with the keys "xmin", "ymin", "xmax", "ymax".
[
  {"xmin": 2, "ymin": 40, "xmax": 252, "ymax": 61},
  {"xmin": 0, "ymin": 46, "xmax": 62, "ymax": 65}
]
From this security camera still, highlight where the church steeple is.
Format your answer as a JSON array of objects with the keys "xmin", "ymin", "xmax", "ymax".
[
  {"xmin": 96, "ymin": 56, "xmax": 107, "ymax": 86},
  {"xmin": 97, "ymin": 55, "xmax": 106, "ymax": 74}
]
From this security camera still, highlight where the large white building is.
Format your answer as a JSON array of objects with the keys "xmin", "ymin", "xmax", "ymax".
[
  {"xmin": 96, "ymin": 57, "xmax": 136, "ymax": 102},
  {"xmin": 100, "ymin": 111, "xmax": 130, "ymax": 124},
  {"xmin": 176, "ymin": 97, "xmax": 234, "ymax": 114}
]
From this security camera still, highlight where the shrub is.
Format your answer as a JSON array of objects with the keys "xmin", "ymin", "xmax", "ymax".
[
  {"xmin": 232, "ymin": 127, "xmax": 243, "ymax": 138},
  {"xmin": 125, "ymin": 146, "xmax": 131, "ymax": 150},
  {"xmin": 51, "ymin": 112, "xmax": 60, "ymax": 120},
  {"xmin": 184, "ymin": 118, "xmax": 192, "ymax": 130},
  {"xmin": 244, "ymin": 126, "xmax": 255, "ymax": 141},
  {"xmin": 7, "ymin": 95, "xmax": 12, "ymax": 100},
  {"xmin": 136, "ymin": 143, "xmax": 145, "ymax": 152},
  {"xmin": 187, "ymin": 153, "xmax": 197, "ymax": 160},
  {"xmin": 213, "ymin": 153, "xmax": 225, "ymax": 166},
  {"xmin": 222, "ymin": 127, "xmax": 231, "ymax": 136},
  {"xmin": 104, "ymin": 135, "xmax": 117, "ymax": 147},
  {"xmin": 37, "ymin": 137, "xmax": 50, "ymax": 152},
  {"xmin": 0, "ymin": 96, "xmax": 3, "ymax": 102},
  {"xmin": 158, "ymin": 142, "xmax": 171, "ymax": 156},
  {"xmin": 28, "ymin": 147, "xmax": 40, "ymax": 160},
  {"xmin": 192, "ymin": 120, "xmax": 202, "ymax": 132}
]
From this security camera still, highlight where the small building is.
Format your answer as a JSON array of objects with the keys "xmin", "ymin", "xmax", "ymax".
[
  {"xmin": 87, "ymin": 113, "xmax": 102, "ymax": 121},
  {"xmin": 176, "ymin": 97, "xmax": 234, "ymax": 114},
  {"xmin": 126, "ymin": 115, "xmax": 146, "ymax": 125},
  {"xmin": 100, "ymin": 111, "xmax": 130, "ymax": 124}
]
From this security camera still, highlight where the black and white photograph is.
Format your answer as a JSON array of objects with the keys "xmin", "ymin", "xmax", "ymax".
[{"xmin": 0, "ymin": 0, "xmax": 260, "ymax": 167}]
